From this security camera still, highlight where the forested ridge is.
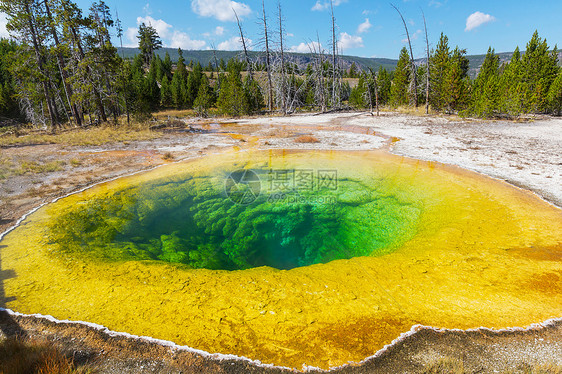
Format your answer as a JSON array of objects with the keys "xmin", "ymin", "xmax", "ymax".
[{"xmin": 0, "ymin": 0, "xmax": 561, "ymax": 131}]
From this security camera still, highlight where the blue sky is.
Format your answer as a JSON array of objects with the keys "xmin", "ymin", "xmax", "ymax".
[{"xmin": 2, "ymin": 0, "xmax": 562, "ymax": 58}]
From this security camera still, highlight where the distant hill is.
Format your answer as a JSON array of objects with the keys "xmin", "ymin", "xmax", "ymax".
[
  {"xmin": 117, "ymin": 47, "xmax": 562, "ymax": 78},
  {"xmin": 116, "ymin": 47, "xmax": 397, "ymax": 72}
]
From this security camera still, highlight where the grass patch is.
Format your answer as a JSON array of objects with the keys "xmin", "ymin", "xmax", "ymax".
[
  {"xmin": 294, "ymin": 135, "xmax": 320, "ymax": 144},
  {"xmin": 0, "ymin": 337, "xmax": 91, "ymax": 374},
  {"xmin": 0, "ymin": 122, "xmax": 161, "ymax": 148},
  {"xmin": 422, "ymin": 358, "xmax": 562, "ymax": 374},
  {"xmin": 0, "ymin": 157, "xmax": 67, "ymax": 180},
  {"xmin": 153, "ymin": 109, "xmax": 195, "ymax": 120},
  {"xmin": 423, "ymin": 357, "xmax": 464, "ymax": 374},
  {"xmin": 162, "ymin": 152, "xmax": 175, "ymax": 161},
  {"xmin": 15, "ymin": 161, "xmax": 66, "ymax": 175}
]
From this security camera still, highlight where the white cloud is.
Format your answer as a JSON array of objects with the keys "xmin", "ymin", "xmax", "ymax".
[
  {"xmin": 401, "ymin": 29, "xmax": 422, "ymax": 43},
  {"xmin": 339, "ymin": 32, "xmax": 363, "ymax": 50},
  {"xmin": 126, "ymin": 16, "xmax": 206, "ymax": 50},
  {"xmin": 0, "ymin": 12, "xmax": 10, "ymax": 38},
  {"xmin": 429, "ymin": 0, "xmax": 447, "ymax": 8},
  {"xmin": 137, "ymin": 16, "xmax": 173, "ymax": 39},
  {"xmin": 289, "ymin": 41, "xmax": 323, "ymax": 53},
  {"xmin": 125, "ymin": 27, "xmax": 138, "ymax": 47},
  {"xmin": 217, "ymin": 36, "xmax": 252, "ymax": 50},
  {"xmin": 312, "ymin": 0, "xmax": 347, "ymax": 12},
  {"xmin": 143, "ymin": 3, "xmax": 152, "ymax": 15},
  {"xmin": 357, "ymin": 18, "xmax": 371, "ymax": 34},
  {"xmin": 170, "ymin": 31, "xmax": 207, "ymax": 50},
  {"xmin": 465, "ymin": 11, "xmax": 496, "ymax": 32},
  {"xmin": 191, "ymin": 0, "xmax": 251, "ymax": 22},
  {"xmin": 215, "ymin": 26, "xmax": 225, "ymax": 36}
]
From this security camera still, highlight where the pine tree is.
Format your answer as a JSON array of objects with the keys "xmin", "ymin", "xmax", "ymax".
[
  {"xmin": 217, "ymin": 62, "xmax": 249, "ymax": 116},
  {"xmin": 186, "ymin": 62, "xmax": 203, "ymax": 108},
  {"xmin": 0, "ymin": 0, "xmax": 61, "ymax": 127},
  {"xmin": 160, "ymin": 75, "xmax": 172, "ymax": 107},
  {"xmin": 137, "ymin": 22, "xmax": 162, "ymax": 66},
  {"xmin": 500, "ymin": 47, "xmax": 524, "ymax": 115},
  {"xmin": 0, "ymin": 39, "xmax": 23, "ymax": 121},
  {"xmin": 517, "ymin": 31, "xmax": 559, "ymax": 113},
  {"xmin": 194, "ymin": 74, "xmax": 213, "ymax": 117},
  {"xmin": 348, "ymin": 62, "xmax": 358, "ymax": 78},
  {"xmin": 547, "ymin": 71, "xmax": 562, "ymax": 115},
  {"xmin": 390, "ymin": 47, "xmax": 410, "ymax": 107},
  {"xmin": 171, "ymin": 49, "xmax": 188, "ymax": 109},
  {"xmin": 244, "ymin": 74, "xmax": 264, "ymax": 114},
  {"xmin": 162, "ymin": 52, "xmax": 173, "ymax": 80},
  {"xmin": 377, "ymin": 67, "xmax": 392, "ymax": 106},
  {"xmin": 443, "ymin": 47, "xmax": 469, "ymax": 113},
  {"xmin": 349, "ymin": 75, "xmax": 367, "ymax": 108},
  {"xmin": 429, "ymin": 33, "xmax": 451, "ymax": 111},
  {"xmin": 469, "ymin": 47, "xmax": 500, "ymax": 117}
]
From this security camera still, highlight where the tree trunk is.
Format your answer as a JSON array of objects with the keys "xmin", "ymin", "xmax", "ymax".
[
  {"xmin": 422, "ymin": 10, "xmax": 430, "ymax": 114},
  {"xmin": 234, "ymin": 11, "xmax": 252, "ymax": 81},
  {"xmin": 43, "ymin": 0, "xmax": 82, "ymax": 126},
  {"xmin": 330, "ymin": 0, "xmax": 338, "ymax": 109},
  {"xmin": 24, "ymin": 1, "xmax": 58, "ymax": 129},
  {"xmin": 262, "ymin": 0, "xmax": 273, "ymax": 112},
  {"xmin": 71, "ymin": 26, "xmax": 107, "ymax": 122},
  {"xmin": 278, "ymin": 2, "xmax": 286, "ymax": 115},
  {"xmin": 392, "ymin": 4, "xmax": 418, "ymax": 108}
]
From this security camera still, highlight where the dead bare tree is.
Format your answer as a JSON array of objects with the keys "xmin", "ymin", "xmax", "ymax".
[
  {"xmin": 330, "ymin": 0, "xmax": 340, "ymax": 109},
  {"xmin": 116, "ymin": 11, "xmax": 130, "ymax": 125},
  {"xmin": 422, "ymin": 9, "xmax": 430, "ymax": 114},
  {"xmin": 391, "ymin": 3, "xmax": 418, "ymax": 108},
  {"xmin": 368, "ymin": 68, "xmax": 380, "ymax": 116},
  {"xmin": 309, "ymin": 34, "xmax": 327, "ymax": 112},
  {"xmin": 277, "ymin": 1, "xmax": 287, "ymax": 114},
  {"xmin": 209, "ymin": 43, "xmax": 221, "ymax": 90},
  {"xmin": 234, "ymin": 9, "xmax": 253, "ymax": 81},
  {"xmin": 258, "ymin": 0, "xmax": 274, "ymax": 112}
]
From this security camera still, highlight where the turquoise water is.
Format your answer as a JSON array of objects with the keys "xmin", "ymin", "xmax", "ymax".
[{"xmin": 47, "ymin": 164, "xmax": 422, "ymax": 270}]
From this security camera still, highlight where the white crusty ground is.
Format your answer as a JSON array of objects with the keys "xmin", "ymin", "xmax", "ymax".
[{"xmin": 242, "ymin": 112, "xmax": 562, "ymax": 208}]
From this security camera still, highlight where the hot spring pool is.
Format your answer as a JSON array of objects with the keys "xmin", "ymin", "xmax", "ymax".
[{"xmin": 1, "ymin": 149, "xmax": 561, "ymax": 369}]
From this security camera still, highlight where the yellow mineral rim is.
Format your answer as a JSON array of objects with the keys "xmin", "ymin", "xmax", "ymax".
[{"xmin": 0, "ymin": 149, "xmax": 561, "ymax": 370}]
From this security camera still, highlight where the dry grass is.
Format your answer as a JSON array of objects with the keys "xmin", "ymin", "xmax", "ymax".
[
  {"xmin": 505, "ymin": 364, "xmax": 562, "ymax": 374},
  {"xmin": 0, "ymin": 158, "xmax": 67, "ymax": 180},
  {"xmin": 423, "ymin": 357, "xmax": 464, "ymax": 374},
  {"xmin": 294, "ymin": 135, "xmax": 320, "ymax": 144},
  {"xmin": 393, "ymin": 105, "xmax": 440, "ymax": 116},
  {"xmin": 153, "ymin": 109, "xmax": 195, "ymax": 120},
  {"xmin": 162, "ymin": 152, "xmax": 175, "ymax": 161},
  {"xmin": 0, "ymin": 122, "xmax": 161, "ymax": 148},
  {"xmin": 0, "ymin": 338, "xmax": 90, "ymax": 374},
  {"xmin": 16, "ymin": 160, "xmax": 66, "ymax": 175},
  {"xmin": 422, "ymin": 358, "xmax": 562, "ymax": 374}
]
